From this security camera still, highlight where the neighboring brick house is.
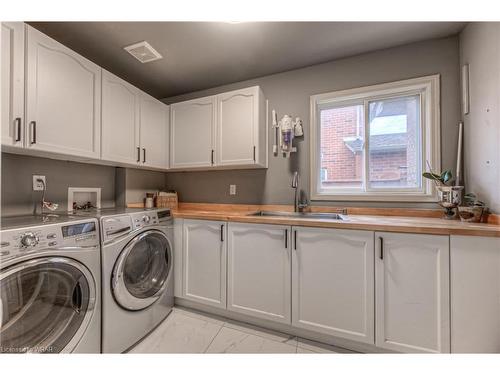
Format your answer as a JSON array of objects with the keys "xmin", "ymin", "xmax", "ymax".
[{"xmin": 320, "ymin": 97, "xmax": 418, "ymax": 189}]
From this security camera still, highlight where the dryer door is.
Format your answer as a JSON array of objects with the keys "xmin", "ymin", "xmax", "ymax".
[
  {"xmin": 0, "ymin": 257, "xmax": 96, "ymax": 353},
  {"xmin": 112, "ymin": 230, "xmax": 172, "ymax": 311}
]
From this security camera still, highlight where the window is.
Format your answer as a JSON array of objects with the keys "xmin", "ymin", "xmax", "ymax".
[{"xmin": 310, "ymin": 75, "xmax": 440, "ymax": 202}]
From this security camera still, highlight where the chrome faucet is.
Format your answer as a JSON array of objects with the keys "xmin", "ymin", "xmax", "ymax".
[{"xmin": 292, "ymin": 171, "xmax": 308, "ymax": 212}]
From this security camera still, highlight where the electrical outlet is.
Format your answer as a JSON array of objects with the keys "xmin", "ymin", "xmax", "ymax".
[
  {"xmin": 229, "ymin": 184, "xmax": 237, "ymax": 196},
  {"xmin": 33, "ymin": 175, "xmax": 46, "ymax": 191}
]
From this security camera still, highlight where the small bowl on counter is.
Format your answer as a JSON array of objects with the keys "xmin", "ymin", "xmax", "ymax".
[{"xmin": 457, "ymin": 205, "xmax": 486, "ymax": 223}]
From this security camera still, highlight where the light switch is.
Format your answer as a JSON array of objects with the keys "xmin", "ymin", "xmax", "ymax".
[{"xmin": 229, "ymin": 184, "xmax": 237, "ymax": 195}]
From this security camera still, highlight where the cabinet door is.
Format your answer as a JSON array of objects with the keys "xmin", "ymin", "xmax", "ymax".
[
  {"xmin": 170, "ymin": 96, "xmax": 216, "ymax": 169},
  {"xmin": 182, "ymin": 219, "xmax": 226, "ymax": 308},
  {"xmin": 1, "ymin": 22, "xmax": 24, "ymax": 148},
  {"xmin": 216, "ymin": 87, "xmax": 259, "ymax": 166},
  {"xmin": 375, "ymin": 232, "xmax": 450, "ymax": 353},
  {"xmin": 450, "ymin": 235, "xmax": 500, "ymax": 353},
  {"xmin": 101, "ymin": 70, "xmax": 140, "ymax": 165},
  {"xmin": 25, "ymin": 26, "xmax": 101, "ymax": 159},
  {"xmin": 140, "ymin": 94, "xmax": 169, "ymax": 169},
  {"xmin": 227, "ymin": 222, "xmax": 291, "ymax": 324},
  {"xmin": 292, "ymin": 227, "xmax": 375, "ymax": 344}
]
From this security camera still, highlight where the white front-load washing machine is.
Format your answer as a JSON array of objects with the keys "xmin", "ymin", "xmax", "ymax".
[
  {"xmin": 97, "ymin": 208, "xmax": 174, "ymax": 353},
  {"xmin": 0, "ymin": 214, "xmax": 101, "ymax": 353}
]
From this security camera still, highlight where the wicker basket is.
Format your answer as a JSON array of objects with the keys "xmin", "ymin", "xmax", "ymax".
[{"xmin": 156, "ymin": 191, "xmax": 178, "ymax": 210}]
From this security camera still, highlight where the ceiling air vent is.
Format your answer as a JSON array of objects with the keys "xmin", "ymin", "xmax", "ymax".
[{"xmin": 124, "ymin": 41, "xmax": 163, "ymax": 63}]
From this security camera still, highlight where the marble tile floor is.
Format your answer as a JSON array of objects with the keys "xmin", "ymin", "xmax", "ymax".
[{"xmin": 129, "ymin": 307, "xmax": 357, "ymax": 354}]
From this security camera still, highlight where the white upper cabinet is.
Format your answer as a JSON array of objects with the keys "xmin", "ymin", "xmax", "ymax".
[
  {"xmin": 25, "ymin": 25, "xmax": 101, "ymax": 159},
  {"xmin": 1, "ymin": 22, "xmax": 25, "ymax": 148},
  {"xmin": 139, "ymin": 93, "xmax": 169, "ymax": 169},
  {"xmin": 169, "ymin": 86, "xmax": 267, "ymax": 170},
  {"xmin": 182, "ymin": 219, "xmax": 227, "ymax": 308},
  {"xmin": 375, "ymin": 232, "xmax": 450, "ymax": 353},
  {"xmin": 216, "ymin": 86, "xmax": 266, "ymax": 167},
  {"xmin": 170, "ymin": 96, "xmax": 216, "ymax": 169},
  {"xmin": 101, "ymin": 70, "xmax": 140, "ymax": 165},
  {"xmin": 292, "ymin": 227, "xmax": 375, "ymax": 344},
  {"xmin": 227, "ymin": 222, "xmax": 291, "ymax": 324}
]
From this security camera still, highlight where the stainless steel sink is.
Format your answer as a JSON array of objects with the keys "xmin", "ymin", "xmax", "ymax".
[{"xmin": 248, "ymin": 211, "xmax": 347, "ymax": 220}]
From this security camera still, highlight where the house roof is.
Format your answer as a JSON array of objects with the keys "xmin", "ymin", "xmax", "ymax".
[{"xmin": 343, "ymin": 133, "xmax": 407, "ymax": 153}]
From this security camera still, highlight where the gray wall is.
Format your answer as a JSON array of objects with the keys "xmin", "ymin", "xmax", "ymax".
[
  {"xmin": 163, "ymin": 36, "xmax": 461, "ymax": 207},
  {"xmin": 460, "ymin": 23, "xmax": 500, "ymax": 214},
  {"xmin": 116, "ymin": 168, "xmax": 167, "ymax": 206},
  {"xmin": 0, "ymin": 36, "xmax": 464, "ymax": 213},
  {"xmin": 1, "ymin": 153, "xmax": 116, "ymax": 216}
]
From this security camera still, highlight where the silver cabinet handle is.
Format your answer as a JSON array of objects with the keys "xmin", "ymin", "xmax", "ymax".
[
  {"xmin": 14, "ymin": 118, "xmax": 21, "ymax": 142},
  {"xmin": 142, "ymin": 148, "xmax": 146, "ymax": 163},
  {"xmin": 379, "ymin": 237, "xmax": 384, "ymax": 260},
  {"xmin": 30, "ymin": 121, "xmax": 36, "ymax": 144},
  {"xmin": 137, "ymin": 147, "xmax": 140, "ymax": 162}
]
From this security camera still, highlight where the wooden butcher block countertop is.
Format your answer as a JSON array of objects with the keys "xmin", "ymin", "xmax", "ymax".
[{"xmin": 170, "ymin": 203, "xmax": 500, "ymax": 238}]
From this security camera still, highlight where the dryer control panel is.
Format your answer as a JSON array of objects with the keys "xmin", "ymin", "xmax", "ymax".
[
  {"xmin": 102, "ymin": 215, "xmax": 133, "ymax": 243},
  {"xmin": 130, "ymin": 211, "xmax": 159, "ymax": 229},
  {"xmin": 0, "ymin": 219, "xmax": 99, "ymax": 261},
  {"xmin": 101, "ymin": 211, "xmax": 162, "ymax": 243}
]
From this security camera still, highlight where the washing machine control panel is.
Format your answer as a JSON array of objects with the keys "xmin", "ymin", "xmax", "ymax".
[
  {"xmin": 130, "ymin": 212, "xmax": 159, "ymax": 229},
  {"xmin": 0, "ymin": 219, "xmax": 99, "ymax": 260}
]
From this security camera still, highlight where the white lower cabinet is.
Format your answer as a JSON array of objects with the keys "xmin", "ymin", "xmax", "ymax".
[
  {"xmin": 450, "ymin": 235, "xmax": 500, "ymax": 353},
  {"xmin": 182, "ymin": 219, "xmax": 226, "ymax": 308},
  {"xmin": 178, "ymin": 220, "xmax": 457, "ymax": 353},
  {"xmin": 375, "ymin": 232, "xmax": 450, "ymax": 353},
  {"xmin": 291, "ymin": 226, "xmax": 375, "ymax": 344},
  {"xmin": 173, "ymin": 218, "xmax": 184, "ymax": 298},
  {"xmin": 227, "ymin": 222, "xmax": 291, "ymax": 324}
]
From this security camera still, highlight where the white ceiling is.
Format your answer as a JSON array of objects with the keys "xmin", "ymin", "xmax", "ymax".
[{"xmin": 30, "ymin": 22, "xmax": 466, "ymax": 98}]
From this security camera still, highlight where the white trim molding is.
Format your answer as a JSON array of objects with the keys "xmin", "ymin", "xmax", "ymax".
[{"xmin": 310, "ymin": 75, "xmax": 441, "ymax": 202}]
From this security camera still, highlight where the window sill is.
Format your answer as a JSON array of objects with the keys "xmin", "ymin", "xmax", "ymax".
[{"xmin": 311, "ymin": 192, "xmax": 438, "ymax": 203}]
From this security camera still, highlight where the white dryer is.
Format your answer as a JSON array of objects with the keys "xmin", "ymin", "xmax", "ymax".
[
  {"xmin": 0, "ymin": 215, "xmax": 101, "ymax": 353},
  {"xmin": 98, "ymin": 208, "xmax": 174, "ymax": 353}
]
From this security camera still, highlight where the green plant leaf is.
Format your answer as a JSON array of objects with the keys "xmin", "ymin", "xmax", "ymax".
[
  {"xmin": 422, "ymin": 172, "xmax": 441, "ymax": 181},
  {"xmin": 441, "ymin": 170, "xmax": 452, "ymax": 183}
]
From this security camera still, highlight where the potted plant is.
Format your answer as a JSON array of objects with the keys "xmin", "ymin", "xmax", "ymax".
[
  {"xmin": 458, "ymin": 193, "xmax": 486, "ymax": 222},
  {"xmin": 422, "ymin": 167, "xmax": 463, "ymax": 219}
]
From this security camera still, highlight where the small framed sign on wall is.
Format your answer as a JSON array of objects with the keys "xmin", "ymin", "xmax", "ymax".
[{"xmin": 462, "ymin": 64, "xmax": 470, "ymax": 115}]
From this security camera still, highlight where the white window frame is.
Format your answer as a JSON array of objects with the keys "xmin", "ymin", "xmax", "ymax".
[{"xmin": 310, "ymin": 75, "xmax": 440, "ymax": 202}]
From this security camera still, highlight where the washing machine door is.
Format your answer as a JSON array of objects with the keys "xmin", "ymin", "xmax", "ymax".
[
  {"xmin": 0, "ymin": 257, "xmax": 96, "ymax": 353},
  {"xmin": 112, "ymin": 230, "xmax": 172, "ymax": 311}
]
